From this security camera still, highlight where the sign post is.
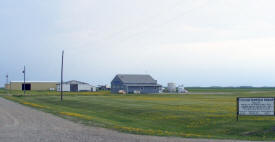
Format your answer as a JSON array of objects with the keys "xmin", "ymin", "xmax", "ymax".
[{"xmin": 237, "ymin": 97, "xmax": 275, "ymax": 121}]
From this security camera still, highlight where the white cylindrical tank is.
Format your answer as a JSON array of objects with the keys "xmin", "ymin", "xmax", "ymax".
[{"xmin": 168, "ymin": 83, "xmax": 176, "ymax": 92}]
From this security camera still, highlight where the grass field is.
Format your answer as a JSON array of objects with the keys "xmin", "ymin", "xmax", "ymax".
[{"xmin": 1, "ymin": 88, "xmax": 275, "ymax": 141}]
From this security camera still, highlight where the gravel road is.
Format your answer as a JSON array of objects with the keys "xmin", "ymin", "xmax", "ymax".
[{"xmin": 0, "ymin": 97, "xmax": 256, "ymax": 142}]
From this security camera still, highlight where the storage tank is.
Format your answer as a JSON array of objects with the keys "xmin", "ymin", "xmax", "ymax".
[{"xmin": 168, "ymin": 83, "xmax": 176, "ymax": 92}]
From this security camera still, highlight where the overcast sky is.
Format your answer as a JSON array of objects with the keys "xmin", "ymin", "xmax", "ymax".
[{"xmin": 1, "ymin": 0, "xmax": 275, "ymax": 87}]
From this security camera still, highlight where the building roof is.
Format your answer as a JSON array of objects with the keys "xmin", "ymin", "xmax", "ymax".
[
  {"xmin": 11, "ymin": 81, "xmax": 59, "ymax": 83},
  {"xmin": 62, "ymin": 80, "xmax": 89, "ymax": 85},
  {"xmin": 116, "ymin": 74, "xmax": 157, "ymax": 84},
  {"xmin": 126, "ymin": 84, "xmax": 161, "ymax": 87}
]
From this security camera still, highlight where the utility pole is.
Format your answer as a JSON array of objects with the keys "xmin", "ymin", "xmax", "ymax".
[
  {"xmin": 6, "ymin": 74, "xmax": 8, "ymax": 85},
  {"xmin": 61, "ymin": 50, "xmax": 64, "ymax": 101},
  {"xmin": 23, "ymin": 66, "xmax": 26, "ymax": 95},
  {"xmin": 6, "ymin": 74, "xmax": 9, "ymax": 94}
]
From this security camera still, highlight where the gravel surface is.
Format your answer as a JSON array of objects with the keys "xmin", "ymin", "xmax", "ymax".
[{"xmin": 0, "ymin": 97, "xmax": 256, "ymax": 142}]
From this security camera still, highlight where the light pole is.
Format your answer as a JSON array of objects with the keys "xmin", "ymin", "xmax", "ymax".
[
  {"xmin": 61, "ymin": 50, "xmax": 64, "ymax": 101},
  {"xmin": 6, "ymin": 74, "xmax": 8, "ymax": 85},
  {"xmin": 23, "ymin": 66, "xmax": 26, "ymax": 95},
  {"xmin": 6, "ymin": 74, "xmax": 9, "ymax": 94}
]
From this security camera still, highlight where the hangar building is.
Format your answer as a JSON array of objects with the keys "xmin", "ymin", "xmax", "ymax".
[
  {"xmin": 6, "ymin": 81, "xmax": 58, "ymax": 91},
  {"xmin": 57, "ymin": 80, "xmax": 95, "ymax": 92}
]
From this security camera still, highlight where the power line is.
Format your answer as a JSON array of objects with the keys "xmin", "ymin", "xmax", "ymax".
[
  {"xmin": 77, "ymin": 1, "xmax": 210, "ymax": 52},
  {"xmin": 116, "ymin": 0, "xmax": 210, "ymax": 43},
  {"xmin": 101, "ymin": 0, "xmax": 188, "ymax": 41},
  {"xmin": 102, "ymin": 0, "xmax": 210, "ymax": 44}
]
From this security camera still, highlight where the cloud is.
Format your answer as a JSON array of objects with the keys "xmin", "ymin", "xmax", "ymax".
[{"xmin": 1, "ymin": 0, "xmax": 275, "ymax": 87}]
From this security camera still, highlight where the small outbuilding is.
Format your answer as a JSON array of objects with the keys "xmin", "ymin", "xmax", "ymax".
[
  {"xmin": 57, "ymin": 80, "xmax": 95, "ymax": 92},
  {"xmin": 111, "ymin": 74, "xmax": 161, "ymax": 94},
  {"xmin": 97, "ymin": 85, "xmax": 111, "ymax": 91}
]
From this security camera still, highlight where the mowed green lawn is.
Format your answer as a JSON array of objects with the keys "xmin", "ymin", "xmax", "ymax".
[{"xmin": 1, "ymin": 88, "xmax": 275, "ymax": 141}]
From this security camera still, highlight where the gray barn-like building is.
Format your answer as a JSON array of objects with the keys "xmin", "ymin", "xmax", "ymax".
[{"xmin": 111, "ymin": 74, "xmax": 161, "ymax": 94}]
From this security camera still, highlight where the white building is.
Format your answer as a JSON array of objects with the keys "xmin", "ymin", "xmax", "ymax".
[
  {"xmin": 57, "ymin": 80, "xmax": 96, "ymax": 92},
  {"xmin": 177, "ymin": 85, "xmax": 188, "ymax": 93}
]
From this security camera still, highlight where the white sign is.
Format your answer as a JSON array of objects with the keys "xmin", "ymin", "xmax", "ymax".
[{"xmin": 238, "ymin": 98, "xmax": 274, "ymax": 116}]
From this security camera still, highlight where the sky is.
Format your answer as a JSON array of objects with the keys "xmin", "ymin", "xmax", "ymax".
[{"xmin": 1, "ymin": 0, "xmax": 275, "ymax": 87}]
